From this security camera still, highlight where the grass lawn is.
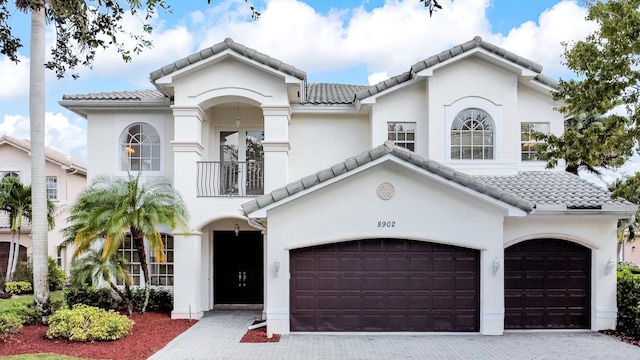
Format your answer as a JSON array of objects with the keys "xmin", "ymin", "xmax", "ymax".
[{"xmin": 0, "ymin": 291, "xmax": 64, "ymax": 311}]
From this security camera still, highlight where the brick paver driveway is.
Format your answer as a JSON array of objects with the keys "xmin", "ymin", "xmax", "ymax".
[{"xmin": 149, "ymin": 310, "xmax": 640, "ymax": 360}]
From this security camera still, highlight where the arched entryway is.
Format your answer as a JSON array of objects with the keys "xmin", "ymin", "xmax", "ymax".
[
  {"xmin": 504, "ymin": 238, "xmax": 591, "ymax": 329},
  {"xmin": 289, "ymin": 238, "xmax": 480, "ymax": 332}
]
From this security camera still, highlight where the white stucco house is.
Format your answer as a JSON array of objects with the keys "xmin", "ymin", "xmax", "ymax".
[
  {"xmin": 0, "ymin": 135, "xmax": 87, "ymax": 278},
  {"xmin": 59, "ymin": 36, "xmax": 636, "ymax": 336}
]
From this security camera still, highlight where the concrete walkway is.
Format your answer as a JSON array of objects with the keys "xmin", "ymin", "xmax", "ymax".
[{"xmin": 149, "ymin": 310, "xmax": 640, "ymax": 360}]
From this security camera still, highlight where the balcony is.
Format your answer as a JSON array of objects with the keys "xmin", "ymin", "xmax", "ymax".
[{"xmin": 197, "ymin": 161, "xmax": 264, "ymax": 197}]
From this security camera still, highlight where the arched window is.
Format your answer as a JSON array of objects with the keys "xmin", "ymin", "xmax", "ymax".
[
  {"xmin": 2, "ymin": 172, "xmax": 19, "ymax": 180},
  {"xmin": 121, "ymin": 123, "xmax": 161, "ymax": 172},
  {"xmin": 451, "ymin": 108, "xmax": 494, "ymax": 160}
]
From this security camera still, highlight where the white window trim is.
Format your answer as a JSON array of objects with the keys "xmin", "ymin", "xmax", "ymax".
[
  {"xmin": 520, "ymin": 122, "xmax": 550, "ymax": 162},
  {"xmin": 115, "ymin": 121, "xmax": 165, "ymax": 177},
  {"xmin": 444, "ymin": 97, "xmax": 502, "ymax": 162},
  {"xmin": 46, "ymin": 176, "xmax": 58, "ymax": 201},
  {"xmin": 388, "ymin": 122, "xmax": 416, "ymax": 152}
]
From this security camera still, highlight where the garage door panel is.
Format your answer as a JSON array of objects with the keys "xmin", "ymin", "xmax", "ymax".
[
  {"xmin": 409, "ymin": 258, "xmax": 430, "ymax": 271},
  {"xmin": 363, "ymin": 277, "xmax": 383, "ymax": 290},
  {"xmin": 505, "ymin": 239, "xmax": 590, "ymax": 329},
  {"xmin": 292, "ymin": 277, "xmax": 316, "ymax": 290},
  {"xmin": 318, "ymin": 258, "xmax": 338, "ymax": 271},
  {"xmin": 290, "ymin": 239, "xmax": 479, "ymax": 332},
  {"xmin": 293, "ymin": 258, "xmax": 315, "ymax": 271},
  {"xmin": 317, "ymin": 277, "xmax": 338, "ymax": 290},
  {"xmin": 387, "ymin": 276, "xmax": 408, "ymax": 290},
  {"xmin": 410, "ymin": 277, "xmax": 431, "ymax": 289}
]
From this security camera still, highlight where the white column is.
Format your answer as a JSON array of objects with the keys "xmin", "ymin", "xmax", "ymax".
[
  {"xmin": 593, "ymin": 223, "xmax": 619, "ymax": 331},
  {"xmin": 481, "ymin": 247, "xmax": 505, "ymax": 335},
  {"xmin": 172, "ymin": 231, "xmax": 203, "ymax": 320},
  {"xmin": 262, "ymin": 106, "xmax": 290, "ymax": 192},
  {"xmin": 170, "ymin": 105, "xmax": 205, "ymax": 320}
]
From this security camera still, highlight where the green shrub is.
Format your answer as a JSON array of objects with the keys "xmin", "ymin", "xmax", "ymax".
[
  {"xmin": 46, "ymin": 304, "xmax": 134, "ymax": 341},
  {"xmin": 0, "ymin": 313, "xmax": 23, "ymax": 337},
  {"xmin": 48, "ymin": 257, "xmax": 67, "ymax": 291},
  {"xmin": 63, "ymin": 286, "xmax": 117, "ymax": 310},
  {"xmin": 13, "ymin": 257, "xmax": 67, "ymax": 291},
  {"xmin": 617, "ymin": 264, "xmax": 640, "ymax": 337},
  {"xmin": 0, "ymin": 302, "xmax": 38, "ymax": 339},
  {"xmin": 129, "ymin": 288, "xmax": 173, "ymax": 313},
  {"xmin": 4, "ymin": 303, "xmax": 39, "ymax": 326},
  {"xmin": 4, "ymin": 281, "xmax": 32, "ymax": 295}
]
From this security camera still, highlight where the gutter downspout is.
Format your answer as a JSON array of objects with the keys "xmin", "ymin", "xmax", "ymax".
[
  {"xmin": 247, "ymin": 218, "xmax": 266, "ymax": 232},
  {"xmin": 246, "ymin": 217, "xmax": 270, "ymax": 336}
]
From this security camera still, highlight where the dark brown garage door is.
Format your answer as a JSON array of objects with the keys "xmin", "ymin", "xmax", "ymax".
[
  {"xmin": 290, "ymin": 239, "xmax": 479, "ymax": 332},
  {"xmin": 505, "ymin": 239, "xmax": 591, "ymax": 329}
]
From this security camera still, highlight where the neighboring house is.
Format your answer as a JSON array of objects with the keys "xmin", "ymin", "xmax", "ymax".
[
  {"xmin": 59, "ymin": 36, "xmax": 637, "ymax": 336},
  {"xmin": 0, "ymin": 135, "xmax": 87, "ymax": 279}
]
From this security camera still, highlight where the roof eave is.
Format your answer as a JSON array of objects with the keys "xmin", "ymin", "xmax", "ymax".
[
  {"xmin": 58, "ymin": 99, "xmax": 171, "ymax": 117},
  {"xmin": 151, "ymin": 48, "xmax": 306, "ymax": 92},
  {"xmin": 532, "ymin": 204, "xmax": 638, "ymax": 217}
]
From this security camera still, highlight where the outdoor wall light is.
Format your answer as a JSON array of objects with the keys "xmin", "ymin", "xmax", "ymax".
[
  {"xmin": 274, "ymin": 261, "xmax": 281, "ymax": 277},
  {"xmin": 605, "ymin": 257, "xmax": 616, "ymax": 275},
  {"xmin": 234, "ymin": 223, "xmax": 240, "ymax": 237},
  {"xmin": 492, "ymin": 257, "xmax": 501, "ymax": 274}
]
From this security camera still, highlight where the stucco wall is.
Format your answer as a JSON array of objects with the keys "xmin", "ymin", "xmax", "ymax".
[
  {"xmin": 261, "ymin": 159, "xmax": 512, "ymax": 334},
  {"xmin": 0, "ymin": 142, "xmax": 87, "ymax": 272},
  {"xmin": 288, "ymin": 113, "xmax": 370, "ymax": 181}
]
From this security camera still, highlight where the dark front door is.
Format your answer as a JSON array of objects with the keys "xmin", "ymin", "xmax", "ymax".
[
  {"xmin": 290, "ymin": 238, "xmax": 480, "ymax": 332},
  {"xmin": 214, "ymin": 231, "xmax": 263, "ymax": 304},
  {"xmin": 504, "ymin": 239, "xmax": 591, "ymax": 329}
]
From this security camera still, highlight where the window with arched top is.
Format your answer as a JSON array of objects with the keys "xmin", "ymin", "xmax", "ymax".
[
  {"xmin": 451, "ymin": 108, "xmax": 494, "ymax": 160},
  {"xmin": 2, "ymin": 172, "xmax": 19, "ymax": 180},
  {"xmin": 120, "ymin": 122, "xmax": 161, "ymax": 172}
]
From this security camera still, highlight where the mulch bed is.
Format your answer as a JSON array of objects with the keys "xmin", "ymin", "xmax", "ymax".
[
  {"xmin": 600, "ymin": 329, "xmax": 640, "ymax": 347},
  {"xmin": 240, "ymin": 321, "xmax": 280, "ymax": 343},
  {"xmin": 0, "ymin": 312, "xmax": 196, "ymax": 359}
]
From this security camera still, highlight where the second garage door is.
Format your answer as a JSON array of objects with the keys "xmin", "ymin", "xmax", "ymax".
[
  {"xmin": 504, "ymin": 239, "xmax": 591, "ymax": 329},
  {"xmin": 290, "ymin": 238, "xmax": 480, "ymax": 332}
]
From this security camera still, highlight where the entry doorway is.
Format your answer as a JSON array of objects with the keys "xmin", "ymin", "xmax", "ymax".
[{"xmin": 213, "ymin": 231, "xmax": 264, "ymax": 304}]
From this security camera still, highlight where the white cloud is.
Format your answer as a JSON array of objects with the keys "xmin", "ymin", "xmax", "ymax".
[
  {"xmin": 499, "ymin": 0, "xmax": 597, "ymax": 78},
  {"xmin": 0, "ymin": 55, "xmax": 29, "ymax": 100},
  {"xmin": 368, "ymin": 71, "xmax": 389, "ymax": 85},
  {"xmin": 187, "ymin": 0, "xmax": 593, "ymax": 84},
  {"xmin": 0, "ymin": 113, "xmax": 87, "ymax": 161}
]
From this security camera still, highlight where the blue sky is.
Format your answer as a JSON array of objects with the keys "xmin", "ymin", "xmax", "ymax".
[{"xmin": 0, "ymin": 0, "xmax": 607, "ymax": 174}]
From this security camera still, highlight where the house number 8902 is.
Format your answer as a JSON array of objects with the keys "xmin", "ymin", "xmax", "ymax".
[{"xmin": 377, "ymin": 221, "xmax": 396, "ymax": 227}]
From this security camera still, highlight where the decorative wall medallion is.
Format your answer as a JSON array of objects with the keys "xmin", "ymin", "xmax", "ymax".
[{"xmin": 377, "ymin": 182, "xmax": 394, "ymax": 200}]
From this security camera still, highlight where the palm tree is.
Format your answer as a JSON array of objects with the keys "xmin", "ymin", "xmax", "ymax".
[
  {"xmin": 609, "ymin": 174, "xmax": 640, "ymax": 261},
  {"xmin": 1, "ymin": 177, "xmax": 31, "ymax": 283},
  {"xmin": 0, "ymin": 176, "xmax": 55, "ymax": 283},
  {"xmin": 66, "ymin": 173, "xmax": 188, "ymax": 313},
  {"xmin": 70, "ymin": 247, "xmax": 134, "ymax": 315}
]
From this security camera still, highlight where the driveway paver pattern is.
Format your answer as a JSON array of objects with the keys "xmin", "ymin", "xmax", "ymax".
[{"xmin": 149, "ymin": 310, "xmax": 640, "ymax": 360}]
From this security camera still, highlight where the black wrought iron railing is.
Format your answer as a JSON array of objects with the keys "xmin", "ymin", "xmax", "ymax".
[{"xmin": 197, "ymin": 161, "xmax": 264, "ymax": 197}]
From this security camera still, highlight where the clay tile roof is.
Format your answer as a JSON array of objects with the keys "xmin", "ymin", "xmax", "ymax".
[
  {"xmin": 61, "ymin": 89, "xmax": 166, "ymax": 102},
  {"xmin": 0, "ymin": 135, "xmax": 87, "ymax": 172},
  {"xmin": 354, "ymin": 36, "xmax": 557, "ymax": 102},
  {"xmin": 242, "ymin": 142, "xmax": 630, "ymax": 216},
  {"xmin": 477, "ymin": 172, "xmax": 631, "ymax": 209},
  {"xmin": 305, "ymin": 83, "xmax": 369, "ymax": 104},
  {"xmin": 149, "ymin": 38, "xmax": 307, "ymax": 82},
  {"xmin": 62, "ymin": 37, "xmax": 558, "ymax": 107}
]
